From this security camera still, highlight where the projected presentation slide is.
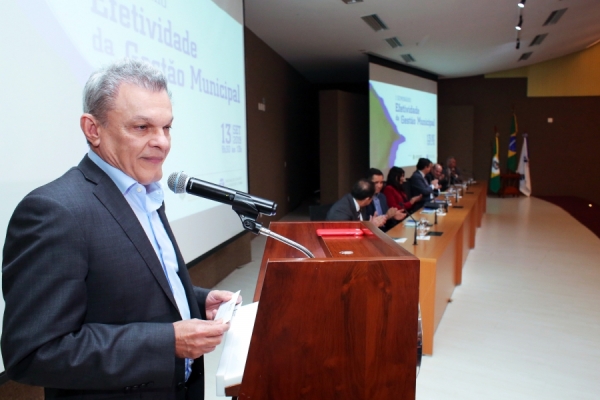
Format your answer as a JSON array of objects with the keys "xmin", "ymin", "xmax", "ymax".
[
  {"xmin": 1, "ymin": 0, "xmax": 247, "ymax": 222},
  {"xmin": 369, "ymin": 80, "xmax": 437, "ymax": 171},
  {"xmin": 1, "ymin": 0, "xmax": 247, "ymax": 259}
]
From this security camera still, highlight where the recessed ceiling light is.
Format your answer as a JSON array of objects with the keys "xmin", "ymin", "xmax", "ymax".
[
  {"xmin": 361, "ymin": 14, "xmax": 388, "ymax": 32},
  {"xmin": 385, "ymin": 37, "xmax": 403, "ymax": 48},
  {"xmin": 519, "ymin": 52, "xmax": 533, "ymax": 61},
  {"xmin": 543, "ymin": 8, "xmax": 567, "ymax": 26},
  {"xmin": 530, "ymin": 34, "xmax": 548, "ymax": 47},
  {"xmin": 401, "ymin": 54, "xmax": 416, "ymax": 63}
]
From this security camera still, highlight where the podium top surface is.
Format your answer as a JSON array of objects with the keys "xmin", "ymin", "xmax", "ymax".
[{"xmin": 264, "ymin": 221, "xmax": 417, "ymax": 260}]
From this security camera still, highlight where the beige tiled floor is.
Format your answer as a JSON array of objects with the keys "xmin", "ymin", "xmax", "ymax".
[{"xmin": 204, "ymin": 197, "xmax": 600, "ymax": 399}]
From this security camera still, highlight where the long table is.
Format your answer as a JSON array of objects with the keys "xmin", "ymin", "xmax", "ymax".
[{"xmin": 386, "ymin": 183, "xmax": 486, "ymax": 355}]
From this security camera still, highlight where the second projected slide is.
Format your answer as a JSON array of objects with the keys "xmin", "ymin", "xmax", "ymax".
[{"xmin": 370, "ymin": 80, "xmax": 437, "ymax": 169}]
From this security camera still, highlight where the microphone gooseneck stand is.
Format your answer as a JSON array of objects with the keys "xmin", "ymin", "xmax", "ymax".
[
  {"xmin": 400, "ymin": 203, "xmax": 419, "ymax": 246},
  {"xmin": 257, "ymin": 225, "xmax": 315, "ymax": 259},
  {"xmin": 232, "ymin": 194, "xmax": 315, "ymax": 258},
  {"xmin": 411, "ymin": 213, "xmax": 418, "ymax": 245}
]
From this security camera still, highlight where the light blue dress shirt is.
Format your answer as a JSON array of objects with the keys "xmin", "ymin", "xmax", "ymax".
[
  {"xmin": 373, "ymin": 195, "xmax": 383, "ymax": 216},
  {"xmin": 88, "ymin": 151, "xmax": 193, "ymax": 380}
]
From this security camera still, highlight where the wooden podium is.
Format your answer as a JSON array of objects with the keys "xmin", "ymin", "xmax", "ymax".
[{"xmin": 228, "ymin": 221, "xmax": 420, "ymax": 400}]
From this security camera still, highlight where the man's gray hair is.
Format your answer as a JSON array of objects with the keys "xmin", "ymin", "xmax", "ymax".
[{"xmin": 83, "ymin": 59, "xmax": 170, "ymax": 125}]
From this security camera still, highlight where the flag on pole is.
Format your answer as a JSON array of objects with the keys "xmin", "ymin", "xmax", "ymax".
[
  {"xmin": 490, "ymin": 133, "xmax": 501, "ymax": 193},
  {"xmin": 517, "ymin": 135, "xmax": 531, "ymax": 196},
  {"xmin": 507, "ymin": 114, "xmax": 518, "ymax": 172}
]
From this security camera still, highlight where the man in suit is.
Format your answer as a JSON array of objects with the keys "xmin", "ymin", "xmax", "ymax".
[
  {"xmin": 445, "ymin": 156, "xmax": 463, "ymax": 184},
  {"xmin": 326, "ymin": 178, "xmax": 383, "ymax": 223},
  {"xmin": 410, "ymin": 158, "xmax": 440, "ymax": 210},
  {"xmin": 426, "ymin": 163, "xmax": 449, "ymax": 192},
  {"xmin": 2, "ymin": 59, "xmax": 237, "ymax": 399},
  {"xmin": 365, "ymin": 168, "xmax": 406, "ymax": 231}
]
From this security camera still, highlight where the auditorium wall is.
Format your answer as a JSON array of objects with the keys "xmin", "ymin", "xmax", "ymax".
[
  {"xmin": 244, "ymin": 27, "xmax": 320, "ymax": 220},
  {"xmin": 486, "ymin": 43, "xmax": 600, "ymax": 97},
  {"xmin": 438, "ymin": 76, "xmax": 600, "ymax": 202},
  {"xmin": 319, "ymin": 90, "xmax": 370, "ymax": 205}
]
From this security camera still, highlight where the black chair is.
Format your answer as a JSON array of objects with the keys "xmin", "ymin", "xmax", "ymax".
[{"xmin": 309, "ymin": 204, "xmax": 333, "ymax": 221}]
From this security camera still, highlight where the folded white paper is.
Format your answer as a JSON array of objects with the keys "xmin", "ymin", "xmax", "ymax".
[
  {"xmin": 214, "ymin": 290, "xmax": 241, "ymax": 323},
  {"xmin": 216, "ymin": 301, "xmax": 259, "ymax": 396}
]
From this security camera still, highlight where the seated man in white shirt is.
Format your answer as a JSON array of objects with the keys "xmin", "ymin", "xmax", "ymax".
[{"xmin": 326, "ymin": 178, "xmax": 386, "ymax": 225}]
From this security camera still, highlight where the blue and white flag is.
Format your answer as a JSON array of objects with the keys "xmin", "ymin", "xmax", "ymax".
[{"xmin": 517, "ymin": 136, "xmax": 531, "ymax": 196}]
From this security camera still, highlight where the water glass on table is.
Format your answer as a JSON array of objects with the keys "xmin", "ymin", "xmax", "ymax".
[{"xmin": 417, "ymin": 218, "xmax": 429, "ymax": 237}]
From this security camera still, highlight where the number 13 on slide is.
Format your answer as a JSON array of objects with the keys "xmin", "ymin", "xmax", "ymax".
[{"xmin": 221, "ymin": 123, "xmax": 242, "ymax": 153}]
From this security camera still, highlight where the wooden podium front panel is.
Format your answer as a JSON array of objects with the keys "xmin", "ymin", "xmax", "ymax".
[{"xmin": 239, "ymin": 258, "xmax": 420, "ymax": 400}]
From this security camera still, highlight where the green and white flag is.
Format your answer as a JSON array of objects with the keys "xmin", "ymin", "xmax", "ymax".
[{"xmin": 490, "ymin": 135, "xmax": 500, "ymax": 193}]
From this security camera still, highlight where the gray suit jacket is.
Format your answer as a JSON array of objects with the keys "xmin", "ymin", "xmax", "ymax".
[
  {"xmin": 2, "ymin": 155, "xmax": 209, "ymax": 399},
  {"xmin": 326, "ymin": 193, "xmax": 367, "ymax": 221}
]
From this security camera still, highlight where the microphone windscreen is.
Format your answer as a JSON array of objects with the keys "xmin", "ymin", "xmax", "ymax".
[{"xmin": 167, "ymin": 171, "xmax": 188, "ymax": 194}]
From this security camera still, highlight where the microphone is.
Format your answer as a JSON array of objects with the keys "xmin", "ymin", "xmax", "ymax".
[
  {"xmin": 167, "ymin": 171, "xmax": 277, "ymax": 216},
  {"xmin": 397, "ymin": 201, "xmax": 419, "ymax": 246}
]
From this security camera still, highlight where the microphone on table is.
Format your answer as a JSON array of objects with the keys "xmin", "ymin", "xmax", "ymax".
[
  {"xmin": 397, "ymin": 202, "xmax": 419, "ymax": 246},
  {"xmin": 167, "ymin": 171, "xmax": 277, "ymax": 216}
]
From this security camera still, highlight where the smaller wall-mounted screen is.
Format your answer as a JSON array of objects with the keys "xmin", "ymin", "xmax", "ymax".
[{"xmin": 369, "ymin": 63, "xmax": 438, "ymax": 177}]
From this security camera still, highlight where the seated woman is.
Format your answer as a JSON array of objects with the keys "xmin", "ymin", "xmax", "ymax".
[{"xmin": 383, "ymin": 167, "xmax": 423, "ymax": 212}]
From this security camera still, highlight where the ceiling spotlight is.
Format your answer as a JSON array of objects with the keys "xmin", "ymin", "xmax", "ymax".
[
  {"xmin": 518, "ymin": 0, "xmax": 526, "ymax": 8},
  {"xmin": 516, "ymin": 15, "xmax": 523, "ymax": 30}
]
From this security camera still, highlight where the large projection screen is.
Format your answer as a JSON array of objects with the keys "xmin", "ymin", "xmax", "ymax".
[
  {"xmin": 369, "ymin": 63, "xmax": 438, "ymax": 177},
  {"xmin": 0, "ymin": 0, "xmax": 246, "ymax": 372}
]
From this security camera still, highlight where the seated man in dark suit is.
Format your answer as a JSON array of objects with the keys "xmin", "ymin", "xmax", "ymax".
[
  {"xmin": 326, "ymin": 178, "xmax": 385, "ymax": 225},
  {"xmin": 426, "ymin": 163, "xmax": 449, "ymax": 192},
  {"xmin": 365, "ymin": 168, "xmax": 406, "ymax": 231},
  {"xmin": 445, "ymin": 156, "xmax": 463, "ymax": 184},
  {"xmin": 410, "ymin": 158, "xmax": 440, "ymax": 210}
]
